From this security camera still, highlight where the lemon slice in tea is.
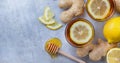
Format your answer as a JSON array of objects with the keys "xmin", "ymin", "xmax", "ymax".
[
  {"xmin": 107, "ymin": 48, "xmax": 120, "ymax": 63},
  {"xmin": 86, "ymin": 0, "xmax": 114, "ymax": 21},
  {"xmin": 70, "ymin": 21, "xmax": 93, "ymax": 44}
]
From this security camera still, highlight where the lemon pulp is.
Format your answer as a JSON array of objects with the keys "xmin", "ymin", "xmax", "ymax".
[
  {"xmin": 87, "ymin": 0, "xmax": 113, "ymax": 20},
  {"xmin": 70, "ymin": 21, "xmax": 93, "ymax": 44},
  {"xmin": 107, "ymin": 48, "xmax": 120, "ymax": 63}
]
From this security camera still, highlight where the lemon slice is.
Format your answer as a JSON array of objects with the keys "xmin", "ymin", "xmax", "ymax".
[
  {"xmin": 44, "ymin": 6, "xmax": 54, "ymax": 21},
  {"xmin": 38, "ymin": 16, "xmax": 55, "ymax": 25},
  {"xmin": 70, "ymin": 21, "xmax": 93, "ymax": 44},
  {"xmin": 107, "ymin": 48, "xmax": 120, "ymax": 63},
  {"xmin": 87, "ymin": 0, "xmax": 111, "ymax": 20},
  {"xmin": 46, "ymin": 20, "xmax": 62, "ymax": 30}
]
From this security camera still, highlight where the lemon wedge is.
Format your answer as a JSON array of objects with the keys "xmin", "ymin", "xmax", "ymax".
[
  {"xmin": 39, "ymin": 6, "xmax": 62, "ymax": 30},
  {"xmin": 44, "ymin": 6, "xmax": 54, "ymax": 21},
  {"xmin": 46, "ymin": 20, "xmax": 62, "ymax": 30},
  {"xmin": 38, "ymin": 16, "xmax": 55, "ymax": 25}
]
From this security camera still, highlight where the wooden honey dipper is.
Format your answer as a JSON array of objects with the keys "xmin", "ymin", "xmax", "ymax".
[{"xmin": 46, "ymin": 42, "xmax": 86, "ymax": 63}]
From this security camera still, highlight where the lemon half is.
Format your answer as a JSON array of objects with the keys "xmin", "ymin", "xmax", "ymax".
[
  {"xmin": 107, "ymin": 48, "xmax": 120, "ymax": 63},
  {"xmin": 38, "ymin": 16, "xmax": 55, "ymax": 25}
]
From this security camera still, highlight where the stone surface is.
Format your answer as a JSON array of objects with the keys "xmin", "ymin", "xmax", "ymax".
[{"xmin": 0, "ymin": 0, "xmax": 119, "ymax": 63}]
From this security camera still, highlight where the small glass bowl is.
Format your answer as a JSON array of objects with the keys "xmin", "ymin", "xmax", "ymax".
[{"xmin": 65, "ymin": 18, "xmax": 95, "ymax": 48}]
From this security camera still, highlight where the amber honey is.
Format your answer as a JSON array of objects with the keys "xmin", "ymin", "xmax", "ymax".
[
  {"xmin": 65, "ymin": 18, "xmax": 95, "ymax": 47},
  {"xmin": 45, "ymin": 38, "xmax": 62, "ymax": 58}
]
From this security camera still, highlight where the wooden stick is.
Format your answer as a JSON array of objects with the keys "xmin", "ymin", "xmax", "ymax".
[{"xmin": 58, "ymin": 50, "xmax": 86, "ymax": 63}]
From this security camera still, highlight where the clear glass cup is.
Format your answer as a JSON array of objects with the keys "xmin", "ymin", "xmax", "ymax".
[
  {"xmin": 65, "ymin": 18, "xmax": 95, "ymax": 47},
  {"xmin": 86, "ymin": 0, "xmax": 115, "ymax": 21}
]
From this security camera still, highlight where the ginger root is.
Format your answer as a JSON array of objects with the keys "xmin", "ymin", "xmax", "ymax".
[
  {"xmin": 76, "ymin": 43, "xmax": 94, "ymax": 57},
  {"xmin": 89, "ymin": 39, "xmax": 117, "ymax": 61},
  {"xmin": 77, "ymin": 39, "xmax": 117, "ymax": 61},
  {"xmin": 114, "ymin": 0, "xmax": 120, "ymax": 13},
  {"xmin": 58, "ymin": 0, "xmax": 84, "ymax": 23}
]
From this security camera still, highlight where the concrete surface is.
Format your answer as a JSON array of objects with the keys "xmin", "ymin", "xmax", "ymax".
[{"xmin": 0, "ymin": 0, "xmax": 119, "ymax": 63}]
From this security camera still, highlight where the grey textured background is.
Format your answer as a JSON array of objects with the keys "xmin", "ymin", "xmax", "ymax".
[{"xmin": 0, "ymin": 0, "xmax": 119, "ymax": 63}]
